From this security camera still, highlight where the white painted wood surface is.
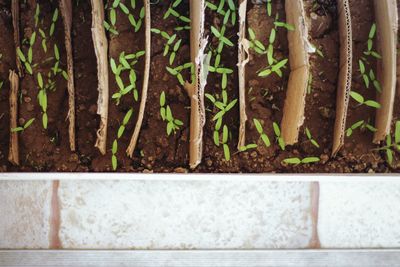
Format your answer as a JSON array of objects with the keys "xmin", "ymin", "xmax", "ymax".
[{"xmin": 1, "ymin": 250, "xmax": 400, "ymax": 267}]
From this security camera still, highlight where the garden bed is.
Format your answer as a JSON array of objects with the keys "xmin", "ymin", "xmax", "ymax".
[{"xmin": 0, "ymin": 0, "xmax": 398, "ymax": 173}]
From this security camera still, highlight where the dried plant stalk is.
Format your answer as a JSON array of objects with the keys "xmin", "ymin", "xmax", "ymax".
[
  {"xmin": 126, "ymin": 0, "xmax": 151, "ymax": 158},
  {"xmin": 237, "ymin": 0, "xmax": 249, "ymax": 150},
  {"xmin": 281, "ymin": 0, "xmax": 311, "ymax": 145},
  {"xmin": 184, "ymin": 0, "xmax": 208, "ymax": 169},
  {"xmin": 332, "ymin": 0, "xmax": 352, "ymax": 156},
  {"xmin": 91, "ymin": 0, "xmax": 109, "ymax": 155},
  {"xmin": 373, "ymin": 0, "xmax": 398, "ymax": 143},
  {"xmin": 8, "ymin": 70, "xmax": 19, "ymax": 165},
  {"xmin": 59, "ymin": 0, "xmax": 76, "ymax": 151},
  {"xmin": 11, "ymin": 0, "xmax": 23, "ymax": 76}
]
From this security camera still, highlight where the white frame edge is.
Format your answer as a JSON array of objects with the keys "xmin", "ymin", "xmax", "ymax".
[{"xmin": 1, "ymin": 249, "xmax": 400, "ymax": 267}]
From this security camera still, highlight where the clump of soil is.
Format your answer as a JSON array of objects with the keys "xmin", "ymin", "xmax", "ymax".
[{"xmin": 0, "ymin": 0, "xmax": 399, "ymax": 173}]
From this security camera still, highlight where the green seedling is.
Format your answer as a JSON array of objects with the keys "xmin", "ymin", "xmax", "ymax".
[
  {"xmin": 350, "ymin": 91, "xmax": 381, "ymax": 109},
  {"xmin": 273, "ymin": 122, "xmax": 285, "ymax": 150},
  {"xmin": 358, "ymin": 23, "xmax": 382, "ymax": 92},
  {"xmin": 205, "ymin": 93, "xmax": 237, "ymax": 146},
  {"xmin": 283, "ymin": 156, "xmax": 320, "ymax": 165},
  {"xmin": 305, "ymin": 127, "xmax": 320, "ymax": 148},
  {"xmin": 110, "ymin": 50, "xmax": 144, "ymax": 104},
  {"xmin": 346, "ymin": 119, "xmax": 377, "ymax": 137},
  {"xmin": 160, "ymin": 91, "xmax": 183, "ymax": 136},
  {"xmin": 239, "ymin": 143, "xmax": 258, "ymax": 152},
  {"xmin": 375, "ymin": 121, "xmax": 400, "ymax": 166},
  {"xmin": 221, "ymin": 125, "xmax": 231, "ymax": 161},
  {"xmin": 104, "ymin": 0, "xmax": 145, "ymax": 35},
  {"xmin": 111, "ymin": 108, "xmax": 133, "ymax": 170},
  {"xmin": 164, "ymin": 0, "xmax": 191, "ymax": 24},
  {"xmin": 266, "ymin": 0, "xmax": 272, "ymax": 16},
  {"xmin": 206, "ymin": 0, "xmax": 237, "ymax": 24},
  {"xmin": 253, "ymin": 118, "xmax": 271, "ymax": 148},
  {"xmin": 36, "ymin": 73, "xmax": 48, "ymax": 129},
  {"xmin": 11, "ymin": 118, "xmax": 35, "ymax": 133}
]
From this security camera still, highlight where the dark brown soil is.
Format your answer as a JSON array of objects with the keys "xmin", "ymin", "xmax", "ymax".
[{"xmin": 0, "ymin": 0, "xmax": 399, "ymax": 173}]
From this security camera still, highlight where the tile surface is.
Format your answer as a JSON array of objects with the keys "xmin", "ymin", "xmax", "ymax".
[
  {"xmin": 318, "ymin": 182, "xmax": 400, "ymax": 248},
  {"xmin": 0, "ymin": 181, "xmax": 52, "ymax": 249},
  {"xmin": 58, "ymin": 181, "xmax": 313, "ymax": 249}
]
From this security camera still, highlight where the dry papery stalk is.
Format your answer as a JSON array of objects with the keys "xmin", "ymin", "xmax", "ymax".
[
  {"xmin": 126, "ymin": 0, "xmax": 151, "ymax": 158},
  {"xmin": 184, "ymin": 0, "xmax": 208, "ymax": 169},
  {"xmin": 332, "ymin": 0, "xmax": 352, "ymax": 156},
  {"xmin": 280, "ymin": 0, "xmax": 311, "ymax": 145},
  {"xmin": 11, "ymin": 0, "xmax": 23, "ymax": 76},
  {"xmin": 237, "ymin": 0, "xmax": 249, "ymax": 149},
  {"xmin": 8, "ymin": 70, "xmax": 19, "ymax": 165},
  {"xmin": 373, "ymin": 0, "xmax": 398, "ymax": 143},
  {"xmin": 59, "ymin": 0, "xmax": 76, "ymax": 151},
  {"xmin": 91, "ymin": 0, "xmax": 109, "ymax": 155}
]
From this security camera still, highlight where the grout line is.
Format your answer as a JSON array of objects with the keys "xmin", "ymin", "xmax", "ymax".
[
  {"xmin": 309, "ymin": 182, "xmax": 321, "ymax": 248},
  {"xmin": 49, "ymin": 180, "xmax": 61, "ymax": 249}
]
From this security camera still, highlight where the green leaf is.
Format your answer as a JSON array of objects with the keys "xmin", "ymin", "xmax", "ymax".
[
  {"xmin": 253, "ymin": 118, "xmax": 263, "ymax": 134},
  {"xmin": 110, "ymin": 8, "xmax": 117, "ymax": 26},
  {"xmin": 283, "ymin": 158, "xmax": 301, "ymax": 165},
  {"xmin": 222, "ymin": 125, "xmax": 228, "ymax": 144},
  {"xmin": 117, "ymin": 125, "xmax": 125, "ymax": 138},
  {"xmin": 302, "ymin": 157, "xmax": 320, "ymax": 164},
  {"xmin": 273, "ymin": 122, "xmax": 280, "ymax": 137},
  {"xmin": 110, "ymin": 58, "xmax": 118, "ymax": 74},
  {"xmin": 11, "ymin": 127, "xmax": 24, "ymax": 133},
  {"xmin": 17, "ymin": 47, "xmax": 26, "ymax": 62},
  {"xmin": 369, "ymin": 23, "xmax": 376, "ymax": 39},
  {"xmin": 112, "ymin": 139, "xmax": 118, "ymax": 154},
  {"xmin": 23, "ymin": 118, "xmax": 35, "ymax": 129},
  {"xmin": 37, "ymin": 73, "xmax": 43, "ymax": 88},
  {"xmin": 358, "ymin": 60, "xmax": 365, "ymax": 74},
  {"xmin": 213, "ymin": 130, "xmax": 220, "ymax": 146},
  {"xmin": 112, "ymin": 155, "xmax": 118, "ymax": 170},
  {"xmin": 160, "ymin": 91, "xmax": 166, "ymax": 107},
  {"xmin": 364, "ymin": 100, "xmax": 381, "ymax": 109},
  {"xmin": 123, "ymin": 109, "xmax": 133, "ymax": 125},
  {"xmin": 261, "ymin": 134, "xmax": 270, "ymax": 147},
  {"xmin": 167, "ymin": 121, "xmax": 174, "ymax": 135},
  {"xmin": 223, "ymin": 144, "xmax": 230, "ymax": 161},
  {"xmin": 42, "ymin": 113, "xmax": 48, "ymax": 129},
  {"xmin": 211, "ymin": 26, "xmax": 220, "ymax": 38},
  {"xmin": 350, "ymin": 91, "xmax": 364, "ymax": 104},
  {"xmin": 395, "ymin": 121, "xmax": 400, "ymax": 144}
]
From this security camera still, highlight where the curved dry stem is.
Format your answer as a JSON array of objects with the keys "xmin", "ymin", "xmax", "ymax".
[
  {"xmin": 91, "ymin": 0, "xmax": 109, "ymax": 155},
  {"xmin": 126, "ymin": 0, "xmax": 151, "ymax": 158},
  {"xmin": 237, "ymin": 0, "xmax": 249, "ymax": 150},
  {"xmin": 11, "ymin": 0, "xmax": 23, "ymax": 76},
  {"xmin": 281, "ymin": 0, "xmax": 311, "ymax": 145},
  {"xmin": 8, "ymin": 70, "xmax": 19, "ymax": 165},
  {"xmin": 59, "ymin": 0, "xmax": 76, "ymax": 151},
  {"xmin": 373, "ymin": 0, "xmax": 398, "ymax": 143}
]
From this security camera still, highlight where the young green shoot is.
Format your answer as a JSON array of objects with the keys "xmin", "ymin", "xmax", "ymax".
[
  {"xmin": 283, "ymin": 156, "xmax": 320, "ymax": 165},
  {"xmin": 345, "ymin": 119, "xmax": 377, "ymax": 137},
  {"xmin": 305, "ymin": 127, "xmax": 320, "ymax": 148},
  {"xmin": 111, "ymin": 108, "xmax": 133, "ymax": 170},
  {"xmin": 11, "ymin": 118, "xmax": 35, "ymax": 133},
  {"xmin": 253, "ymin": 118, "xmax": 271, "ymax": 148},
  {"xmin": 160, "ymin": 91, "xmax": 183, "ymax": 136},
  {"xmin": 273, "ymin": 122, "xmax": 285, "ymax": 150},
  {"xmin": 350, "ymin": 91, "xmax": 381, "ymax": 109}
]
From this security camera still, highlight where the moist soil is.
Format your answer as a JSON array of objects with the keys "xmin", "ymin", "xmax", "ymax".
[{"xmin": 0, "ymin": 0, "xmax": 399, "ymax": 173}]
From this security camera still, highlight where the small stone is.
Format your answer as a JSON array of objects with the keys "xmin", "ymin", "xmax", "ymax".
[
  {"xmin": 89, "ymin": 105, "xmax": 97, "ymax": 114},
  {"xmin": 250, "ymin": 151, "xmax": 258, "ymax": 158},
  {"xmin": 24, "ymin": 96, "xmax": 31, "ymax": 103},
  {"xmin": 26, "ymin": 103, "xmax": 34, "ymax": 111},
  {"xmin": 18, "ymin": 118, "xmax": 25, "ymax": 125},
  {"xmin": 320, "ymin": 154, "xmax": 329, "ymax": 164},
  {"xmin": 174, "ymin": 167, "xmax": 188, "ymax": 173}
]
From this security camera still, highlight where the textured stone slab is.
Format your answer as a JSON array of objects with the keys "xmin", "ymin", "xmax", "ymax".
[
  {"xmin": 58, "ymin": 181, "xmax": 313, "ymax": 249},
  {"xmin": 319, "ymin": 182, "xmax": 400, "ymax": 248},
  {"xmin": 0, "ymin": 181, "xmax": 52, "ymax": 249}
]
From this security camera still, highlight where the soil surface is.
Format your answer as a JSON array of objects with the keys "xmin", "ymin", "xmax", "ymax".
[{"xmin": 0, "ymin": 0, "xmax": 399, "ymax": 173}]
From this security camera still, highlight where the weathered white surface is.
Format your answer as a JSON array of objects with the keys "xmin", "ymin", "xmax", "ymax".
[
  {"xmin": 319, "ymin": 182, "xmax": 400, "ymax": 248},
  {"xmin": 58, "ymin": 181, "xmax": 313, "ymax": 249},
  {"xmin": 0, "ymin": 181, "xmax": 52, "ymax": 249}
]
